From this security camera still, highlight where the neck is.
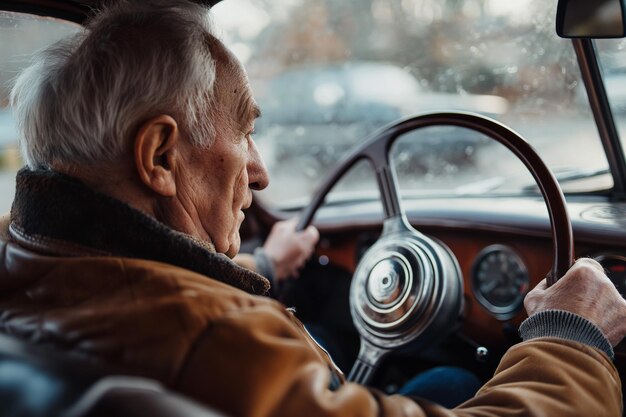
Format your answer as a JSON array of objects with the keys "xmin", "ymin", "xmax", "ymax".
[
  {"xmin": 9, "ymin": 168, "xmax": 269, "ymax": 295},
  {"xmin": 152, "ymin": 197, "xmax": 212, "ymax": 245}
]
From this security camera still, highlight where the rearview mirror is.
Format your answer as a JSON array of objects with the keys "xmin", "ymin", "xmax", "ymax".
[{"xmin": 557, "ymin": 0, "xmax": 626, "ymax": 38}]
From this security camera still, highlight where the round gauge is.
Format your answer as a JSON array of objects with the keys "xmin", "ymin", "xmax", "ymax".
[
  {"xmin": 594, "ymin": 255, "xmax": 626, "ymax": 297},
  {"xmin": 472, "ymin": 245, "xmax": 529, "ymax": 319}
]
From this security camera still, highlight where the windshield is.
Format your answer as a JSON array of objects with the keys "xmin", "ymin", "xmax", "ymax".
[
  {"xmin": 212, "ymin": 0, "xmax": 612, "ymax": 208},
  {"xmin": 0, "ymin": 12, "xmax": 80, "ymax": 213}
]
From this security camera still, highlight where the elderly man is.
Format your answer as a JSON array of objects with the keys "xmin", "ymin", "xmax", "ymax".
[{"xmin": 1, "ymin": 1, "xmax": 624, "ymax": 416}]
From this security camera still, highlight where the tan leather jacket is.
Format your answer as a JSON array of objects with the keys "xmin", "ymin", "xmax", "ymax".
[{"xmin": 0, "ymin": 169, "xmax": 622, "ymax": 417}]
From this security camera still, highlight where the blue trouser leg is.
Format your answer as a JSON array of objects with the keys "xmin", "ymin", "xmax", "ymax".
[
  {"xmin": 397, "ymin": 366, "xmax": 481, "ymax": 408},
  {"xmin": 306, "ymin": 324, "xmax": 480, "ymax": 408}
]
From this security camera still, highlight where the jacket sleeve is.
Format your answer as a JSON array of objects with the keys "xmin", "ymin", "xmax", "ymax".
[{"xmin": 173, "ymin": 303, "xmax": 622, "ymax": 417}]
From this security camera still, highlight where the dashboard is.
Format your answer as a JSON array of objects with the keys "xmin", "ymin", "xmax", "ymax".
[{"xmin": 308, "ymin": 195, "xmax": 626, "ymax": 355}]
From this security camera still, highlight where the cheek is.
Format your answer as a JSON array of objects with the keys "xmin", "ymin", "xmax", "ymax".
[
  {"xmin": 224, "ymin": 212, "xmax": 243, "ymax": 257},
  {"xmin": 231, "ymin": 167, "xmax": 249, "ymax": 206}
]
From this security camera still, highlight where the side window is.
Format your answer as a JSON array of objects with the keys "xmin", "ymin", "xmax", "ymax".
[{"xmin": 0, "ymin": 11, "xmax": 80, "ymax": 213}]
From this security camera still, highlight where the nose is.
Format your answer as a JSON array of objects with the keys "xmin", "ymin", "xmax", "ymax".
[{"xmin": 247, "ymin": 137, "xmax": 269, "ymax": 191}]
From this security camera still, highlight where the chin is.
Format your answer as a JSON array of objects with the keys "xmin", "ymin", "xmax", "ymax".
[{"xmin": 225, "ymin": 238, "xmax": 241, "ymax": 259}]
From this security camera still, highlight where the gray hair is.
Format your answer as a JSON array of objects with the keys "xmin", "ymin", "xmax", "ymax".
[{"xmin": 11, "ymin": 0, "xmax": 217, "ymax": 169}]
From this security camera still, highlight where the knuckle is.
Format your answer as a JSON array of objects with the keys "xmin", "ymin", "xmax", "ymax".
[
  {"xmin": 524, "ymin": 292, "xmax": 537, "ymax": 309},
  {"xmin": 574, "ymin": 258, "xmax": 604, "ymax": 274},
  {"xmin": 577, "ymin": 257, "xmax": 601, "ymax": 267},
  {"xmin": 568, "ymin": 263, "xmax": 599, "ymax": 282},
  {"xmin": 523, "ymin": 296, "xmax": 534, "ymax": 312}
]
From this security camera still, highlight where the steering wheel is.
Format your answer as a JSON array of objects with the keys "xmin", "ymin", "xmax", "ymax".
[{"xmin": 295, "ymin": 112, "xmax": 574, "ymax": 384}]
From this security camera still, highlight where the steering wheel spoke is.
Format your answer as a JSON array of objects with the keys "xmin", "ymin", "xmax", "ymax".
[
  {"xmin": 375, "ymin": 165, "xmax": 405, "ymax": 220},
  {"xmin": 348, "ymin": 339, "xmax": 387, "ymax": 384}
]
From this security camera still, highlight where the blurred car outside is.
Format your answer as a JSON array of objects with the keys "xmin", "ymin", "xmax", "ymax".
[{"xmin": 253, "ymin": 61, "xmax": 509, "ymax": 184}]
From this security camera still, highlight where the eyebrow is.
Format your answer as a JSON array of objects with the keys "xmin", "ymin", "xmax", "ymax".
[{"xmin": 237, "ymin": 93, "xmax": 261, "ymax": 128}]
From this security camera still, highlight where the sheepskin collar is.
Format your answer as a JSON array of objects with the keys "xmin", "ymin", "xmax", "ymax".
[{"xmin": 9, "ymin": 168, "xmax": 270, "ymax": 296}]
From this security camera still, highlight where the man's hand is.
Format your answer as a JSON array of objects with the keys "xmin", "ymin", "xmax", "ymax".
[
  {"xmin": 524, "ymin": 257, "xmax": 626, "ymax": 346},
  {"xmin": 263, "ymin": 218, "xmax": 320, "ymax": 282}
]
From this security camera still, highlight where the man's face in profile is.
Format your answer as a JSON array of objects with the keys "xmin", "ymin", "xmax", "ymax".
[{"xmin": 170, "ymin": 49, "xmax": 268, "ymax": 257}]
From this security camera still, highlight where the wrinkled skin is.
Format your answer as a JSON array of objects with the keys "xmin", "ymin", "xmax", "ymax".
[
  {"xmin": 525, "ymin": 257, "xmax": 626, "ymax": 346},
  {"xmin": 140, "ymin": 42, "xmax": 269, "ymax": 258}
]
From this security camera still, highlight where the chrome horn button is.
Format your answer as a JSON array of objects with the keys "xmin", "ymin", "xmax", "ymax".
[
  {"xmin": 350, "ymin": 221, "xmax": 463, "ymax": 352},
  {"xmin": 367, "ymin": 257, "xmax": 409, "ymax": 306},
  {"xmin": 355, "ymin": 244, "xmax": 431, "ymax": 331}
]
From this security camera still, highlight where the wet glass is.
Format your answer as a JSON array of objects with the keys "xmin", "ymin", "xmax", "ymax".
[{"xmin": 213, "ymin": 0, "xmax": 611, "ymax": 209}]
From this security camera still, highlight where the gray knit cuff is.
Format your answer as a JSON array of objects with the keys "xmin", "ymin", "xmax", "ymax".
[
  {"xmin": 254, "ymin": 247, "xmax": 276, "ymax": 284},
  {"xmin": 519, "ymin": 309, "xmax": 614, "ymax": 360}
]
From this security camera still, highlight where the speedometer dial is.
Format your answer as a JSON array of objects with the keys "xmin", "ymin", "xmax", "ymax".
[{"xmin": 472, "ymin": 245, "xmax": 529, "ymax": 320}]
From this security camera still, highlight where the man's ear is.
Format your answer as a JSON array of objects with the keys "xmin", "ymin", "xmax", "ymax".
[{"xmin": 134, "ymin": 115, "xmax": 179, "ymax": 197}]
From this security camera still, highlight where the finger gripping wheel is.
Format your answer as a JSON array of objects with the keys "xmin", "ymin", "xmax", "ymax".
[{"xmin": 296, "ymin": 112, "xmax": 573, "ymax": 385}]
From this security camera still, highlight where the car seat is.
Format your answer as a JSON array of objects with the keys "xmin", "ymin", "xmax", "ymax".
[{"xmin": 0, "ymin": 333, "xmax": 226, "ymax": 417}]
